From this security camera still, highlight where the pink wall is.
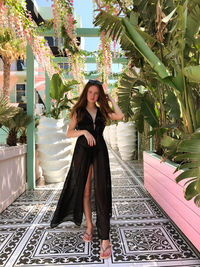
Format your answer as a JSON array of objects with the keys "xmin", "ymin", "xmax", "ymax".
[{"xmin": 143, "ymin": 151, "xmax": 200, "ymax": 252}]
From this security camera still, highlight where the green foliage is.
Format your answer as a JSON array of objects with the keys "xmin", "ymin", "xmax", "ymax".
[
  {"xmin": 49, "ymin": 73, "xmax": 79, "ymax": 119},
  {"xmin": 174, "ymin": 130, "xmax": 200, "ymax": 207},
  {"xmin": 183, "ymin": 65, "xmax": 200, "ymax": 82},
  {"xmin": 117, "ymin": 72, "xmax": 142, "ymax": 121},
  {"xmin": 94, "ymin": 0, "xmax": 200, "ymax": 206},
  {"xmin": 0, "ymin": 97, "xmax": 19, "ymax": 127},
  {"xmin": 2, "ymin": 108, "xmax": 32, "ymax": 146}
]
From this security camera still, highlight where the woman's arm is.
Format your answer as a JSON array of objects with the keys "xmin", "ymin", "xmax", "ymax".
[
  {"xmin": 107, "ymin": 94, "xmax": 124, "ymax": 121},
  {"xmin": 66, "ymin": 113, "xmax": 96, "ymax": 146},
  {"xmin": 66, "ymin": 114, "xmax": 85, "ymax": 138}
]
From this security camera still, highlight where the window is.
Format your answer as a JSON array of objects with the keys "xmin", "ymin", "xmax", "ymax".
[
  {"xmin": 16, "ymin": 60, "xmax": 25, "ymax": 71},
  {"xmin": 16, "ymin": 84, "xmax": 26, "ymax": 103},
  {"xmin": 58, "ymin": 63, "xmax": 69, "ymax": 70},
  {"xmin": 45, "ymin": 37, "xmax": 54, "ymax": 46}
]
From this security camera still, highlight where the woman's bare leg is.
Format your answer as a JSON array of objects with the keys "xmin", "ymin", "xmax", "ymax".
[{"xmin": 83, "ymin": 165, "xmax": 93, "ymax": 234}]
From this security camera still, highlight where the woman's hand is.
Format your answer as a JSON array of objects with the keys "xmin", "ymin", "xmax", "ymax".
[
  {"xmin": 84, "ymin": 130, "xmax": 96, "ymax": 146},
  {"xmin": 106, "ymin": 94, "xmax": 124, "ymax": 121},
  {"xmin": 106, "ymin": 94, "xmax": 113, "ymax": 102}
]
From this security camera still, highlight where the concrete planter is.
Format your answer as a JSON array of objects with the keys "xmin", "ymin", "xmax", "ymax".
[
  {"xmin": 37, "ymin": 116, "xmax": 72, "ymax": 183},
  {"xmin": 0, "ymin": 144, "xmax": 27, "ymax": 213},
  {"xmin": 143, "ymin": 151, "xmax": 200, "ymax": 252},
  {"xmin": 103, "ymin": 125, "xmax": 111, "ymax": 145},
  {"xmin": 117, "ymin": 121, "xmax": 136, "ymax": 161},
  {"xmin": 109, "ymin": 124, "xmax": 118, "ymax": 150}
]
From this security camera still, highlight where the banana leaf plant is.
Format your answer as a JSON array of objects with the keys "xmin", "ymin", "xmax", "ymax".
[
  {"xmin": 49, "ymin": 73, "xmax": 79, "ymax": 119},
  {"xmin": 94, "ymin": 0, "xmax": 200, "ymax": 206}
]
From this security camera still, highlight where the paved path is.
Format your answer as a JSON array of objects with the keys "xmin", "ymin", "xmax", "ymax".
[{"xmin": 0, "ymin": 148, "xmax": 200, "ymax": 267}]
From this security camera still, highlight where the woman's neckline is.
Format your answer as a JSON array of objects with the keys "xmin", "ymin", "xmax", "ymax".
[{"xmin": 85, "ymin": 107, "xmax": 98, "ymax": 123}]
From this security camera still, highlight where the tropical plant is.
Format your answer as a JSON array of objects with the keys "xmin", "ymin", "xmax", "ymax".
[
  {"xmin": 174, "ymin": 130, "xmax": 200, "ymax": 207},
  {"xmin": 49, "ymin": 73, "xmax": 79, "ymax": 119},
  {"xmin": 94, "ymin": 0, "xmax": 200, "ymax": 206},
  {"xmin": 2, "ymin": 108, "xmax": 32, "ymax": 146},
  {"xmin": 0, "ymin": 97, "xmax": 19, "ymax": 127}
]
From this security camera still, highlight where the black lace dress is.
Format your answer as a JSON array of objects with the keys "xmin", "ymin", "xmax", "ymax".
[{"xmin": 50, "ymin": 107, "xmax": 112, "ymax": 240}]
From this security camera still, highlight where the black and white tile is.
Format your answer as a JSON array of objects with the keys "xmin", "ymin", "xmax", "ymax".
[
  {"xmin": 0, "ymin": 203, "xmax": 43, "ymax": 225},
  {"xmin": 112, "ymin": 198, "xmax": 168, "ymax": 221},
  {"xmin": 0, "ymin": 226, "xmax": 29, "ymax": 266},
  {"xmin": 14, "ymin": 226, "xmax": 103, "ymax": 266},
  {"xmin": 110, "ymin": 221, "xmax": 200, "ymax": 266},
  {"xmin": 0, "ymin": 147, "xmax": 199, "ymax": 267}
]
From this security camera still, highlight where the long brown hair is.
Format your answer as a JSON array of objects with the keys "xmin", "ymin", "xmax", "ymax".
[{"xmin": 70, "ymin": 80, "xmax": 113, "ymax": 123}]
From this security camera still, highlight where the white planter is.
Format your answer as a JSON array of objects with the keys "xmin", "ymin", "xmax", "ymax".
[
  {"xmin": 0, "ymin": 144, "xmax": 27, "ymax": 213},
  {"xmin": 117, "ymin": 121, "xmax": 136, "ymax": 161},
  {"xmin": 109, "ymin": 124, "xmax": 118, "ymax": 150},
  {"xmin": 70, "ymin": 137, "xmax": 77, "ymax": 155},
  {"xmin": 103, "ymin": 126, "xmax": 109, "ymax": 143},
  {"xmin": 37, "ymin": 116, "xmax": 72, "ymax": 183},
  {"xmin": 103, "ymin": 126, "xmax": 108, "ymax": 143},
  {"xmin": 105, "ymin": 125, "xmax": 111, "ymax": 145}
]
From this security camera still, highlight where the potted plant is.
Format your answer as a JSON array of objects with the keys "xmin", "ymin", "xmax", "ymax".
[{"xmin": 37, "ymin": 73, "xmax": 78, "ymax": 183}]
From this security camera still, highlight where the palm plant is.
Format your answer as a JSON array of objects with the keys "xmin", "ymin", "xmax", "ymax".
[
  {"xmin": 94, "ymin": 0, "xmax": 200, "ymax": 206},
  {"xmin": 0, "ymin": 96, "xmax": 19, "ymax": 127},
  {"xmin": 2, "ymin": 108, "xmax": 32, "ymax": 146}
]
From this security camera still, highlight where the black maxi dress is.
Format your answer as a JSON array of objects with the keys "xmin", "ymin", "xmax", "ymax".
[{"xmin": 50, "ymin": 107, "xmax": 112, "ymax": 240}]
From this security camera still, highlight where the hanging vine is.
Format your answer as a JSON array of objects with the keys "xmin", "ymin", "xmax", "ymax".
[{"xmin": 0, "ymin": 0, "xmax": 58, "ymax": 78}]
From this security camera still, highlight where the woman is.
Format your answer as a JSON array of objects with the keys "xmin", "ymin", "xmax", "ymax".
[{"xmin": 50, "ymin": 80, "xmax": 124, "ymax": 259}]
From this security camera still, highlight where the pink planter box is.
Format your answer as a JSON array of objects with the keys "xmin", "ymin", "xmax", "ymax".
[
  {"xmin": 143, "ymin": 151, "xmax": 200, "ymax": 252},
  {"xmin": 0, "ymin": 145, "xmax": 27, "ymax": 213}
]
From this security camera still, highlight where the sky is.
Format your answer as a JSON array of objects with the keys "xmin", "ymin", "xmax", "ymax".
[{"xmin": 35, "ymin": 0, "xmax": 122, "ymax": 76}]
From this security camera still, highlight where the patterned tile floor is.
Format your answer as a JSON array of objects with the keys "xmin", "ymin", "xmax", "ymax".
[{"xmin": 0, "ymin": 148, "xmax": 200, "ymax": 267}]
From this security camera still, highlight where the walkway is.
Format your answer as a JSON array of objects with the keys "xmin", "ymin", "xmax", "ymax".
[{"xmin": 0, "ymin": 148, "xmax": 200, "ymax": 267}]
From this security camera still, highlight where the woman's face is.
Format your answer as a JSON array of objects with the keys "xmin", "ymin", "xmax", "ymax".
[{"xmin": 87, "ymin": 85, "xmax": 99, "ymax": 104}]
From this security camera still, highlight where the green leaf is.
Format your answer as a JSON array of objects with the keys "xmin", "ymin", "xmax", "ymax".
[
  {"xmin": 178, "ymin": 161, "xmax": 200, "ymax": 170},
  {"xmin": 175, "ymin": 152, "xmax": 197, "ymax": 161},
  {"xmin": 94, "ymin": 11, "xmax": 123, "ymax": 42},
  {"xmin": 185, "ymin": 180, "xmax": 198, "ymax": 200},
  {"xmin": 183, "ymin": 65, "xmax": 200, "ymax": 82},
  {"xmin": 117, "ymin": 72, "xmax": 138, "ymax": 121},
  {"xmin": 194, "ymin": 194, "xmax": 200, "ymax": 207},
  {"xmin": 122, "ymin": 17, "xmax": 170, "ymax": 79},
  {"xmin": 0, "ymin": 97, "xmax": 19, "ymax": 124},
  {"xmin": 134, "ymin": 112, "xmax": 144, "ymax": 133},
  {"xmin": 195, "ymin": 172, "xmax": 200, "ymax": 193},
  {"xmin": 161, "ymin": 135, "xmax": 179, "ymax": 148},
  {"xmin": 130, "ymin": 11, "xmax": 138, "ymax": 26},
  {"xmin": 185, "ymin": 4, "xmax": 200, "ymax": 42},
  {"xmin": 177, "ymin": 139, "xmax": 200, "ymax": 153},
  {"xmin": 166, "ymin": 91, "xmax": 181, "ymax": 119},
  {"xmin": 176, "ymin": 169, "xmax": 198, "ymax": 183},
  {"xmin": 196, "ymin": 109, "xmax": 200, "ymax": 126},
  {"xmin": 50, "ymin": 73, "xmax": 62, "ymax": 101},
  {"xmin": 141, "ymin": 95, "xmax": 159, "ymax": 128}
]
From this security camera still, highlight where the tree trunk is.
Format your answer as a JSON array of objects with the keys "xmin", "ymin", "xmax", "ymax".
[{"xmin": 3, "ymin": 57, "xmax": 11, "ymax": 102}]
